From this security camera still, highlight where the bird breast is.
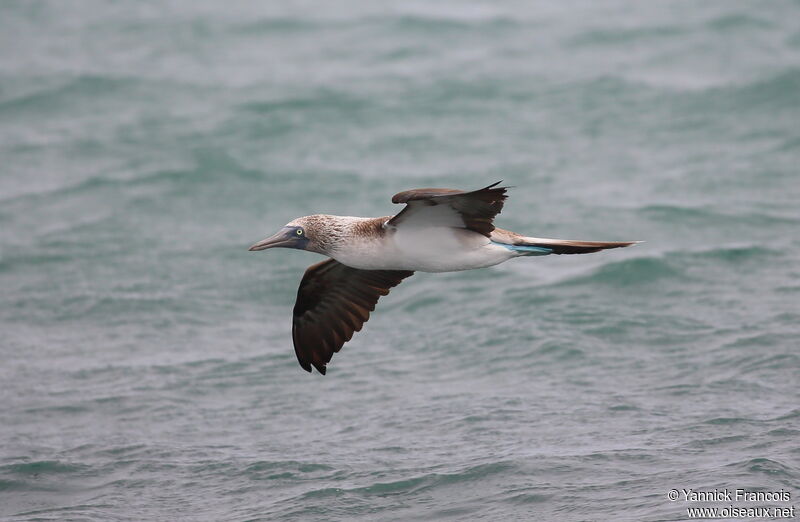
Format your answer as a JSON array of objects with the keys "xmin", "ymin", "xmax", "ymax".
[{"xmin": 331, "ymin": 225, "xmax": 514, "ymax": 272}]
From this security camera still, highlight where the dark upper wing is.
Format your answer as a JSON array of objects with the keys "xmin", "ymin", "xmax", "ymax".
[
  {"xmin": 386, "ymin": 181, "xmax": 508, "ymax": 237},
  {"xmin": 292, "ymin": 258, "xmax": 414, "ymax": 375}
]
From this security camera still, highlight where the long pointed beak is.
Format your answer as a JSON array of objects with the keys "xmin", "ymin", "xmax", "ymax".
[{"xmin": 248, "ymin": 231, "xmax": 293, "ymax": 251}]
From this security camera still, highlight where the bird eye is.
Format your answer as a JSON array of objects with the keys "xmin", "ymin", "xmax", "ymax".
[{"xmin": 296, "ymin": 228, "xmax": 304, "ymax": 236}]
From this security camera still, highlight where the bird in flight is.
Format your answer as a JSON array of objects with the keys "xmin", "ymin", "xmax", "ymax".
[{"xmin": 249, "ymin": 182, "xmax": 638, "ymax": 375}]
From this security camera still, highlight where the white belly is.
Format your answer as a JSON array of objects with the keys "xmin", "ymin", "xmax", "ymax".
[{"xmin": 332, "ymin": 227, "xmax": 516, "ymax": 272}]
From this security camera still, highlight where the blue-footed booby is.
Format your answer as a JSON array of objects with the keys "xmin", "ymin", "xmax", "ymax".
[{"xmin": 249, "ymin": 182, "xmax": 638, "ymax": 375}]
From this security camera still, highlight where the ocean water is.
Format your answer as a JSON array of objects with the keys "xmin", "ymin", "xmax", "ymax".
[{"xmin": 1, "ymin": 1, "xmax": 799, "ymax": 520}]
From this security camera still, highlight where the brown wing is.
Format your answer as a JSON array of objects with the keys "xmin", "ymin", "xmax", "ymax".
[
  {"xmin": 386, "ymin": 181, "xmax": 508, "ymax": 237},
  {"xmin": 292, "ymin": 259, "xmax": 414, "ymax": 375}
]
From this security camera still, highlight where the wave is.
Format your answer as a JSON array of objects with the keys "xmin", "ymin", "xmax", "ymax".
[
  {"xmin": 725, "ymin": 457, "xmax": 797, "ymax": 479},
  {"xmin": 0, "ymin": 75, "xmax": 131, "ymax": 115},
  {"xmin": 235, "ymin": 17, "xmax": 321, "ymax": 34},
  {"xmin": 376, "ymin": 14, "xmax": 519, "ymax": 32},
  {"xmin": 242, "ymin": 460, "xmax": 336, "ymax": 483},
  {"xmin": 548, "ymin": 240, "xmax": 785, "ymax": 289},
  {"xmin": 567, "ymin": 25, "xmax": 686, "ymax": 47},
  {"xmin": 297, "ymin": 461, "xmax": 515, "ymax": 500},
  {"xmin": 772, "ymin": 135, "xmax": 800, "ymax": 152},
  {"xmin": 11, "ymin": 293, "xmax": 186, "ymax": 324},
  {"xmin": 0, "ymin": 253, "xmax": 74, "ymax": 273},
  {"xmin": 0, "ymin": 460, "xmax": 90, "ymax": 492},
  {"xmin": 727, "ymin": 68, "xmax": 800, "ymax": 110},
  {"xmin": 678, "ymin": 68, "xmax": 800, "ymax": 112},
  {"xmin": 235, "ymin": 13, "xmax": 521, "ymax": 36},
  {"xmin": 237, "ymin": 90, "xmax": 370, "ymax": 116},
  {"xmin": 0, "ymin": 148, "xmax": 268, "ymax": 206},
  {"xmin": 0, "ymin": 460, "xmax": 88, "ymax": 477},
  {"xmin": 554, "ymin": 256, "xmax": 687, "ymax": 288},
  {"xmin": 638, "ymin": 204, "xmax": 799, "ymax": 227},
  {"xmin": 706, "ymin": 13, "xmax": 774, "ymax": 31},
  {"xmin": 772, "ymin": 408, "xmax": 800, "ymax": 422},
  {"xmin": 0, "ymin": 71, "xmax": 209, "ymax": 118}
]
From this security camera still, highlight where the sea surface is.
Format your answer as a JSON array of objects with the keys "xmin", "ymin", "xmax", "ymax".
[{"xmin": 1, "ymin": 1, "xmax": 799, "ymax": 520}]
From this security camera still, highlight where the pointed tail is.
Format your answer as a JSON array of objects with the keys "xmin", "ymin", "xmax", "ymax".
[{"xmin": 513, "ymin": 237, "xmax": 642, "ymax": 255}]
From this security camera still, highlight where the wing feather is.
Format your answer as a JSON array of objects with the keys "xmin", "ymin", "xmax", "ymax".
[
  {"xmin": 387, "ymin": 181, "xmax": 508, "ymax": 237},
  {"xmin": 292, "ymin": 259, "xmax": 413, "ymax": 375}
]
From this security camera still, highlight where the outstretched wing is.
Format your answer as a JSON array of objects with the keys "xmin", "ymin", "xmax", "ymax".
[
  {"xmin": 292, "ymin": 259, "xmax": 414, "ymax": 375},
  {"xmin": 386, "ymin": 181, "xmax": 508, "ymax": 237}
]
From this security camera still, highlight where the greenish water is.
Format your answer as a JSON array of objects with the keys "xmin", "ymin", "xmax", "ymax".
[{"xmin": 1, "ymin": 1, "xmax": 799, "ymax": 520}]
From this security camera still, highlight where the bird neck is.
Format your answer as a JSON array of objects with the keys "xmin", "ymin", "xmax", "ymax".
[{"xmin": 307, "ymin": 215, "xmax": 389, "ymax": 255}]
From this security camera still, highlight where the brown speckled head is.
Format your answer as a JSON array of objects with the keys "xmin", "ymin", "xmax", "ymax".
[
  {"xmin": 249, "ymin": 214, "xmax": 387, "ymax": 255},
  {"xmin": 285, "ymin": 215, "xmax": 332, "ymax": 254}
]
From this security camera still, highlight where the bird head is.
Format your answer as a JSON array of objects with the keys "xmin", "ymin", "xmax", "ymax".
[{"xmin": 248, "ymin": 216, "xmax": 324, "ymax": 254}]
